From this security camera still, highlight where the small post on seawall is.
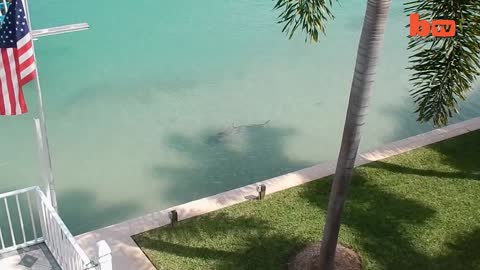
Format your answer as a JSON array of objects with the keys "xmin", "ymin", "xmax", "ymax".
[
  {"xmin": 169, "ymin": 210, "xmax": 179, "ymax": 226},
  {"xmin": 257, "ymin": 184, "xmax": 266, "ymax": 200}
]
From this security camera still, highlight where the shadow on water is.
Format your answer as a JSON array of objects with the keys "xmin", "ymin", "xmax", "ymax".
[
  {"xmin": 152, "ymin": 125, "xmax": 311, "ymax": 204},
  {"xmin": 0, "ymin": 189, "xmax": 139, "ymax": 245},
  {"xmin": 56, "ymin": 190, "xmax": 140, "ymax": 235},
  {"xmin": 451, "ymin": 83, "xmax": 480, "ymax": 122},
  {"xmin": 374, "ymin": 84, "xmax": 479, "ymax": 145},
  {"xmin": 0, "ymin": 190, "xmax": 139, "ymax": 245},
  {"xmin": 375, "ymin": 96, "xmax": 432, "ymax": 143}
]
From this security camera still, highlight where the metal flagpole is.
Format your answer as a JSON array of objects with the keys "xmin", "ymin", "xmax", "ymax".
[
  {"xmin": 31, "ymin": 23, "xmax": 90, "ymax": 39},
  {"xmin": 22, "ymin": 0, "xmax": 58, "ymax": 210}
]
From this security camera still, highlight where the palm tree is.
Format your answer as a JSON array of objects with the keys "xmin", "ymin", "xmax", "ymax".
[
  {"xmin": 274, "ymin": 0, "xmax": 480, "ymax": 269},
  {"xmin": 405, "ymin": 0, "xmax": 480, "ymax": 126},
  {"xmin": 275, "ymin": 1, "xmax": 392, "ymax": 268}
]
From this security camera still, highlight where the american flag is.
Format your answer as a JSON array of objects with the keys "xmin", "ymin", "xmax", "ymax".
[{"xmin": 0, "ymin": 0, "xmax": 35, "ymax": 116}]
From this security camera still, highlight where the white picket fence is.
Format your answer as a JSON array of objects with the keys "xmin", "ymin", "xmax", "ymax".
[{"xmin": 0, "ymin": 186, "xmax": 111, "ymax": 270}]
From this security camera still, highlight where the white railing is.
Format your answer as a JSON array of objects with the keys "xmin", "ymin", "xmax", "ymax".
[
  {"xmin": 0, "ymin": 186, "xmax": 42, "ymax": 253},
  {"xmin": 0, "ymin": 186, "xmax": 111, "ymax": 270},
  {"xmin": 36, "ymin": 187, "xmax": 96, "ymax": 270}
]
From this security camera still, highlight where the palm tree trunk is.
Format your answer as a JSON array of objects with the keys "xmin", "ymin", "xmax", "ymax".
[{"xmin": 316, "ymin": 0, "xmax": 391, "ymax": 269}]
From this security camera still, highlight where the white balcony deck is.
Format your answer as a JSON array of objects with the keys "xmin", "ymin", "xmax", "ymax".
[
  {"xmin": 0, "ymin": 244, "xmax": 59, "ymax": 270},
  {"xmin": 0, "ymin": 187, "xmax": 111, "ymax": 270}
]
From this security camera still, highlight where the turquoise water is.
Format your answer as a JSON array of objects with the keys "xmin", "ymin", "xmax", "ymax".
[{"xmin": 1, "ymin": 0, "xmax": 479, "ymax": 234}]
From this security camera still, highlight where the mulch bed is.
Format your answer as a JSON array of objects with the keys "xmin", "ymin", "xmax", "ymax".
[{"xmin": 289, "ymin": 243, "xmax": 362, "ymax": 270}]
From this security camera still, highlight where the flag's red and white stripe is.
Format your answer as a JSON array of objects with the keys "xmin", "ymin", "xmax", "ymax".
[{"xmin": 0, "ymin": 33, "xmax": 36, "ymax": 115}]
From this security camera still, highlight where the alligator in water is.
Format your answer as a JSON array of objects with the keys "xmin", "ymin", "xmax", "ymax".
[{"xmin": 206, "ymin": 120, "xmax": 271, "ymax": 145}]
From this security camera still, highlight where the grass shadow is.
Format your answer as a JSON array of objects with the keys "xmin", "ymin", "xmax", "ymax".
[
  {"xmin": 364, "ymin": 130, "xmax": 480, "ymax": 182},
  {"xmin": 432, "ymin": 228, "xmax": 480, "ymax": 269},
  {"xmin": 300, "ymin": 138, "xmax": 480, "ymax": 270},
  {"xmin": 427, "ymin": 130, "xmax": 480, "ymax": 174},
  {"xmin": 301, "ymin": 173, "xmax": 436, "ymax": 270},
  {"xmin": 135, "ymin": 212, "xmax": 304, "ymax": 270},
  {"xmin": 366, "ymin": 161, "xmax": 480, "ymax": 181}
]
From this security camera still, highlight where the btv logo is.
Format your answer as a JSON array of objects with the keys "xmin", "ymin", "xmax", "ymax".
[{"xmin": 410, "ymin": 13, "xmax": 456, "ymax": 37}]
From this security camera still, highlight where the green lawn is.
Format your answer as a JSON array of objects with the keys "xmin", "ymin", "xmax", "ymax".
[{"xmin": 133, "ymin": 130, "xmax": 480, "ymax": 270}]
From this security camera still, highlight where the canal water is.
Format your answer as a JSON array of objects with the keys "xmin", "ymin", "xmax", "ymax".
[{"xmin": 1, "ymin": 0, "xmax": 479, "ymax": 234}]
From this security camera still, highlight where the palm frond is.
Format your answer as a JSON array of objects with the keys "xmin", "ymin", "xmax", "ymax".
[
  {"xmin": 405, "ymin": 0, "xmax": 480, "ymax": 127},
  {"xmin": 273, "ymin": 0, "xmax": 336, "ymax": 42}
]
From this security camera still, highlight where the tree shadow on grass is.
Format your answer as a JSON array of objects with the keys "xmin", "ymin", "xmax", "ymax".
[
  {"xmin": 365, "ymin": 161, "xmax": 480, "ymax": 181},
  {"xmin": 302, "ymin": 168, "xmax": 480, "ymax": 269},
  {"xmin": 152, "ymin": 125, "xmax": 311, "ymax": 205},
  {"xmin": 426, "ymin": 129, "xmax": 480, "ymax": 174},
  {"xmin": 135, "ymin": 212, "xmax": 304, "ymax": 270},
  {"xmin": 364, "ymin": 130, "xmax": 480, "ymax": 182},
  {"xmin": 302, "ymin": 174, "xmax": 437, "ymax": 270},
  {"xmin": 432, "ymin": 228, "xmax": 480, "ymax": 270}
]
